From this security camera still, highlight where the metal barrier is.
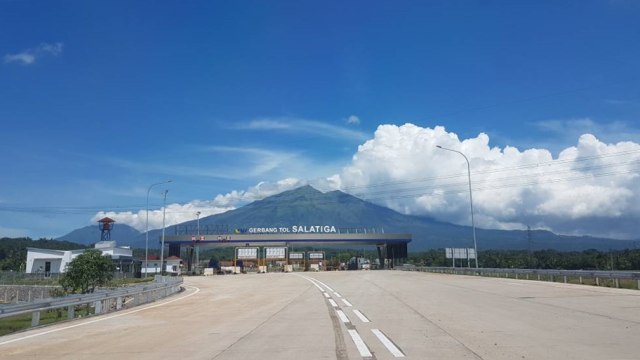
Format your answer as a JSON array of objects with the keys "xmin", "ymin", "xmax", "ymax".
[
  {"xmin": 397, "ymin": 266, "xmax": 640, "ymax": 290},
  {"xmin": 0, "ymin": 276, "xmax": 183, "ymax": 328}
]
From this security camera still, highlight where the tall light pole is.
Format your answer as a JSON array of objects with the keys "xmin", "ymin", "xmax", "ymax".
[
  {"xmin": 145, "ymin": 180, "xmax": 172, "ymax": 277},
  {"xmin": 159, "ymin": 189, "xmax": 169, "ymax": 276},
  {"xmin": 195, "ymin": 211, "xmax": 201, "ymax": 274},
  {"xmin": 436, "ymin": 145, "xmax": 478, "ymax": 268}
]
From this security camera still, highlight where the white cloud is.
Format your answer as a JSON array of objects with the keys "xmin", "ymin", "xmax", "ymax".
[
  {"xmin": 237, "ymin": 117, "xmax": 369, "ymax": 142},
  {"xmin": 4, "ymin": 42, "xmax": 64, "ymax": 65},
  {"xmin": 535, "ymin": 118, "xmax": 640, "ymax": 145},
  {"xmin": 4, "ymin": 53, "xmax": 36, "ymax": 65},
  {"xmin": 331, "ymin": 124, "xmax": 640, "ymax": 239},
  {"xmin": 346, "ymin": 115, "xmax": 361, "ymax": 125},
  {"xmin": 105, "ymin": 146, "xmax": 304, "ymax": 180},
  {"xmin": 93, "ymin": 123, "xmax": 640, "ymax": 240},
  {"xmin": 93, "ymin": 178, "xmax": 307, "ymax": 231}
]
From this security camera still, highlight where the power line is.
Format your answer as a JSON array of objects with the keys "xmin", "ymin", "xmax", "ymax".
[{"xmin": 0, "ymin": 150, "xmax": 637, "ymax": 216}]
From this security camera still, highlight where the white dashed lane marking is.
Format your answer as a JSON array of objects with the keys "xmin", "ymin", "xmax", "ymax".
[
  {"xmin": 300, "ymin": 275, "xmax": 406, "ymax": 358},
  {"xmin": 336, "ymin": 310, "xmax": 350, "ymax": 323},
  {"xmin": 372, "ymin": 329, "xmax": 405, "ymax": 357},
  {"xmin": 348, "ymin": 329, "xmax": 373, "ymax": 357},
  {"xmin": 352, "ymin": 309, "xmax": 370, "ymax": 323}
]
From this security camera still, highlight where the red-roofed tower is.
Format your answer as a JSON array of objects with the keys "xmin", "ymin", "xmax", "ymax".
[{"xmin": 98, "ymin": 217, "xmax": 115, "ymax": 242}]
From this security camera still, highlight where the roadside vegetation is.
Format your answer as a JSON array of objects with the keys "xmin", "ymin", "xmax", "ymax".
[
  {"xmin": 408, "ymin": 248, "xmax": 640, "ymax": 270},
  {"xmin": 0, "ymin": 237, "xmax": 87, "ymax": 272}
]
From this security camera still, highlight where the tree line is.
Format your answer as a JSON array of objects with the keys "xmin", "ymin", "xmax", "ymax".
[
  {"xmin": 2, "ymin": 237, "xmax": 640, "ymax": 272},
  {"xmin": 409, "ymin": 248, "xmax": 640, "ymax": 270},
  {"xmin": 0, "ymin": 237, "xmax": 87, "ymax": 271}
]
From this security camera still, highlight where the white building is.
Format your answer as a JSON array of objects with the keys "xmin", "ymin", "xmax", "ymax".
[
  {"xmin": 26, "ymin": 241, "xmax": 134, "ymax": 275},
  {"xmin": 165, "ymin": 256, "xmax": 183, "ymax": 275},
  {"xmin": 142, "ymin": 256, "xmax": 161, "ymax": 275}
]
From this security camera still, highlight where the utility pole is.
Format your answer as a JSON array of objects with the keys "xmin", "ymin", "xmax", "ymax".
[
  {"xmin": 159, "ymin": 189, "xmax": 168, "ymax": 276},
  {"xmin": 196, "ymin": 211, "xmax": 201, "ymax": 275},
  {"xmin": 527, "ymin": 225, "xmax": 532, "ymax": 268}
]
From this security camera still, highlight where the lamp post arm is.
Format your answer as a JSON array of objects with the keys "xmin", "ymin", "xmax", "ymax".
[
  {"xmin": 145, "ymin": 180, "xmax": 172, "ymax": 277},
  {"xmin": 436, "ymin": 146, "xmax": 479, "ymax": 268}
]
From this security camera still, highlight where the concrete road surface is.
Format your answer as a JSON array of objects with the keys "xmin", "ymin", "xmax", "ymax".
[{"xmin": 1, "ymin": 271, "xmax": 639, "ymax": 359}]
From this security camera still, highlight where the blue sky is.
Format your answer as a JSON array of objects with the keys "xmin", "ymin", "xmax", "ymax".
[{"xmin": 1, "ymin": 1, "xmax": 639, "ymax": 240}]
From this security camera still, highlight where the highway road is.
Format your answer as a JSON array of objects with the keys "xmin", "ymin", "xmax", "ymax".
[{"xmin": 1, "ymin": 270, "xmax": 639, "ymax": 359}]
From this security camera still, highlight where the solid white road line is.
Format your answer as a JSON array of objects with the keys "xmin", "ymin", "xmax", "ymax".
[
  {"xmin": 336, "ymin": 309, "xmax": 350, "ymax": 323},
  {"xmin": 341, "ymin": 299, "xmax": 353, "ymax": 307},
  {"xmin": 306, "ymin": 277, "xmax": 325, "ymax": 291},
  {"xmin": 0, "ymin": 285, "xmax": 201, "ymax": 347},
  {"xmin": 352, "ymin": 309, "xmax": 370, "ymax": 323},
  {"xmin": 348, "ymin": 329, "xmax": 373, "ymax": 358},
  {"xmin": 328, "ymin": 299, "xmax": 338, "ymax": 308},
  {"xmin": 312, "ymin": 278, "xmax": 335, "ymax": 292},
  {"xmin": 372, "ymin": 329, "xmax": 405, "ymax": 357}
]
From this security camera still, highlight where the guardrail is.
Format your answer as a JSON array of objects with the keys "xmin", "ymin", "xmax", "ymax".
[
  {"xmin": 0, "ymin": 276, "xmax": 183, "ymax": 328},
  {"xmin": 397, "ymin": 266, "xmax": 640, "ymax": 290}
]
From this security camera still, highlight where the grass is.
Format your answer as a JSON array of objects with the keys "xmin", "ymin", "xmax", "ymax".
[
  {"xmin": 0, "ymin": 304, "xmax": 98, "ymax": 336},
  {"xmin": 107, "ymin": 277, "xmax": 154, "ymax": 287},
  {"xmin": 0, "ymin": 278, "xmax": 152, "ymax": 337}
]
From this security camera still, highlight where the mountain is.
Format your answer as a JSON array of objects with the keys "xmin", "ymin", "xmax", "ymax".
[
  {"xmin": 57, "ymin": 186, "xmax": 637, "ymax": 251},
  {"xmin": 133, "ymin": 185, "xmax": 635, "ymax": 252},
  {"xmin": 57, "ymin": 223, "xmax": 141, "ymax": 247}
]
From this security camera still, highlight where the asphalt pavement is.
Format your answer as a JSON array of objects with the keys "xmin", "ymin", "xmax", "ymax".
[{"xmin": 1, "ymin": 270, "xmax": 639, "ymax": 359}]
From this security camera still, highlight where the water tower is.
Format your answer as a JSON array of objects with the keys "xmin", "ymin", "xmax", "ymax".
[{"xmin": 98, "ymin": 217, "xmax": 115, "ymax": 242}]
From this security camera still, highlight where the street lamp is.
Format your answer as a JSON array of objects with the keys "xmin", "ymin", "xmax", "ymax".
[
  {"xmin": 159, "ymin": 189, "xmax": 169, "ymax": 275},
  {"xmin": 436, "ymin": 145, "xmax": 478, "ymax": 268},
  {"xmin": 195, "ymin": 211, "xmax": 201, "ymax": 274},
  {"xmin": 145, "ymin": 180, "xmax": 172, "ymax": 278}
]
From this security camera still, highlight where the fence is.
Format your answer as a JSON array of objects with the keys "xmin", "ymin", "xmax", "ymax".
[
  {"xmin": 398, "ymin": 266, "xmax": 640, "ymax": 290},
  {"xmin": 0, "ymin": 276, "xmax": 183, "ymax": 328}
]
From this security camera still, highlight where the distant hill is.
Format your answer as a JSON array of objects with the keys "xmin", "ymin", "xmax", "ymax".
[
  {"xmin": 57, "ymin": 223, "xmax": 141, "ymax": 247},
  {"xmin": 132, "ymin": 185, "xmax": 636, "ymax": 252}
]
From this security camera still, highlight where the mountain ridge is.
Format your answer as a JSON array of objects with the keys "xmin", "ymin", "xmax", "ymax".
[{"xmin": 58, "ymin": 186, "xmax": 637, "ymax": 251}]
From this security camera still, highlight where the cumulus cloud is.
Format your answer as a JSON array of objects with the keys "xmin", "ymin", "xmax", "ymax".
[
  {"xmin": 331, "ymin": 124, "xmax": 640, "ymax": 239},
  {"xmin": 4, "ymin": 42, "xmax": 63, "ymax": 65},
  {"xmin": 93, "ymin": 123, "xmax": 640, "ymax": 240},
  {"xmin": 93, "ymin": 178, "xmax": 307, "ymax": 231},
  {"xmin": 535, "ymin": 118, "xmax": 640, "ymax": 145}
]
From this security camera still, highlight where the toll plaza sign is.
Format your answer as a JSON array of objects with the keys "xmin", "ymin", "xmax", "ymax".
[
  {"xmin": 239, "ymin": 225, "xmax": 338, "ymax": 234},
  {"xmin": 445, "ymin": 248, "xmax": 476, "ymax": 259},
  {"xmin": 236, "ymin": 247, "xmax": 259, "ymax": 260},
  {"xmin": 289, "ymin": 252, "xmax": 304, "ymax": 260},
  {"xmin": 308, "ymin": 252, "xmax": 325, "ymax": 260},
  {"xmin": 264, "ymin": 247, "xmax": 287, "ymax": 259}
]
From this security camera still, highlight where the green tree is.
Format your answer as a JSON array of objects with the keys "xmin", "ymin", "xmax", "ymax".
[{"xmin": 60, "ymin": 249, "xmax": 115, "ymax": 294}]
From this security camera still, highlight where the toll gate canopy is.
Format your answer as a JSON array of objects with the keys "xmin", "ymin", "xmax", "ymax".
[{"xmin": 164, "ymin": 230, "xmax": 411, "ymax": 269}]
